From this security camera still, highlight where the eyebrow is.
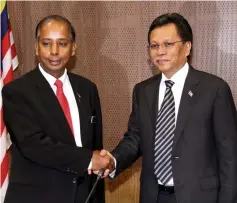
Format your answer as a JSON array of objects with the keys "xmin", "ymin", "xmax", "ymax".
[
  {"xmin": 150, "ymin": 39, "xmax": 175, "ymax": 43},
  {"xmin": 40, "ymin": 38, "xmax": 70, "ymax": 41}
]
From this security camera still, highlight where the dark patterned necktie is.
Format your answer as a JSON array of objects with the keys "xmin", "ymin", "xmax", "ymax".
[{"xmin": 154, "ymin": 80, "xmax": 175, "ymax": 185}]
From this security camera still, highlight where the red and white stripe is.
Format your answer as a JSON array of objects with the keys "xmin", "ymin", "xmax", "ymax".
[{"xmin": 0, "ymin": 11, "xmax": 18, "ymax": 202}]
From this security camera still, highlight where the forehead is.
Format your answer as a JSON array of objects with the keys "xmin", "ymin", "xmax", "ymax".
[
  {"xmin": 150, "ymin": 23, "xmax": 180, "ymax": 41},
  {"xmin": 38, "ymin": 20, "xmax": 70, "ymax": 39}
]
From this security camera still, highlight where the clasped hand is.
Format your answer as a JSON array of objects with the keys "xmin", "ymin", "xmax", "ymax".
[{"xmin": 88, "ymin": 149, "xmax": 115, "ymax": 178}]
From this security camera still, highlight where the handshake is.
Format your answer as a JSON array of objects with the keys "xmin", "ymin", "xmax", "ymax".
[{"xmin": 88, "ymin": 149, "xmax": 115, "ymax": 178}]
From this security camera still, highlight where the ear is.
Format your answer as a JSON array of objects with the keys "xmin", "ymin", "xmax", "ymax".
[
  {"xmin": 35, "ymin": 43, "xmax": 39, "ymax": 56},
  {"xmin": 185, "ymin": 41, "xmax": 192, "ymax": 57},
  {"xmin": 71, "ymin": 43, "xmax": 76, "ymax": 56},
  {"xmin": 146, "ymin": 45, "xmax": 155, "ymax": 68},
  {"xmin": 147, "ymin": 45, "xmax": 152, "ymax": 58}
]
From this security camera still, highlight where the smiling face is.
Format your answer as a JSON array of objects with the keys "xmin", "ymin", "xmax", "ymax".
[
  {"xmin": 149, "ymin": 23, "xmax": 191, "ymax": 78},
  {"xmin": 35, "ymin": 19, "xmax": 76, "ymax": 78}
]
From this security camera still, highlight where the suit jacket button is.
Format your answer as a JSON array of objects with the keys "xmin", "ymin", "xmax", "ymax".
[
  {"xmin": 173, "ymin": 156, "xmax": 179, "ymax": 159},
  {"xmin": 72, "ymin": 178, "xmax": 77, "ymax": 183}
]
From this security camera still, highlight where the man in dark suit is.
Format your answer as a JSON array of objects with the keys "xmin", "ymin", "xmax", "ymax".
[
  {"xmin": 2, "ymin": 15, "xmax": 111, "ymax": 203},
  {"xmin": 108, "ymin": 13, "xmax": 237, "ymax": 203}
]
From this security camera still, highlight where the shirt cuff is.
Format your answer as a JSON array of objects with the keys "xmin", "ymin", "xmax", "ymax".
[
  {"xmin": 109, "ymin": 157, "xmax": 117, "ymax": 178},
  {"xmin": 88, "ymin": 160, "xmax": 92, "ymax": 169}
]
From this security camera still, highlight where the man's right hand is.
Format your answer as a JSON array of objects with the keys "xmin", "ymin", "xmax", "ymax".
[{"xmin": 90, "ymin": 149, "xmax": 115, "ymax": 177}]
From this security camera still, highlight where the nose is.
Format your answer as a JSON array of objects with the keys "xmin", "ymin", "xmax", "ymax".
[
  {"xmin": 156, "ymin": 45, "xmax": 166, "ymax": 56},
  {"xmin": 50, "ymin": 42, "xmax": 59, "ymax": 55}
]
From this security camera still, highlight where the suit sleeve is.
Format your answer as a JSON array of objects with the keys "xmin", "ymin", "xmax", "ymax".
[
  {"xmin": 2, "ymin": 84, "xmax": 92, "ymax": 177},
  {"xmin": 212, "ymin": 81, "xmax": 237, "ymax": 203},
  {"xmin": 111, "ymin": 85, "xmax": 141, "ymax": 176}
]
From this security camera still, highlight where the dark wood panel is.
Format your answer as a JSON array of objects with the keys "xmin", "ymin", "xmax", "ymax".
[{"xmin": 105, "ymin": 166, "xmax": 141, "ymax": 203}]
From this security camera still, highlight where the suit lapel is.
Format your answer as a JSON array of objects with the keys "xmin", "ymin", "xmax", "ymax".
[
  {"xmin": 173, "ymin": 66, "xmax": 200, "ymax": 149},
  {"xmin": 145, "ymin": 74, "xmax": 162, "ymax": 133},
  {"xmin": 68, "ymin": 74, "xmax": 89, "ymax": 148},
  {"xmin": 32, "ymin": 67, "xmax": 75, "ymax": 144}
]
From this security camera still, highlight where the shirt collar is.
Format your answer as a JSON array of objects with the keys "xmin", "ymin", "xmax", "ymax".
[
  {"xmin": 38, "ymin": 63, "xmax": 68, "ymax": 87},
  {"xmin": 161, "ymin": 62, "xmax": 189, "ymax": 87}
]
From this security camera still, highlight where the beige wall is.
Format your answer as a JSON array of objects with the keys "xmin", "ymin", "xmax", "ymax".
[{"xmin": 8, "ymin": 1, "xmax": 237, "ymax": 202}]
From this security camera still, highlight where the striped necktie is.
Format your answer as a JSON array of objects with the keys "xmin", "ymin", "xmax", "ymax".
[{"xmin": 154, "ymin": 80, "xmax": 175, "ymax": 185}]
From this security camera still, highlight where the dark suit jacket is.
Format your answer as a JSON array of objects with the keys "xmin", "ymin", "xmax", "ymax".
[
  {"xmin": 112, "ymin": 66, "xmax": 237, "ymax": 203},
  {"xmin": 2, "ymin": 67, "xmax": 105, "ymax": 203}
]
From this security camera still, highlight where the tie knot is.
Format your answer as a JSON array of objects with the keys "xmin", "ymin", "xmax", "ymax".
[
  {"xmin": 54, "ymin": 79, "xmax": 63, "ymax": 89},
  {"xmin": 165, "ymin": 80, "xmax": 174, "ymax": 89}
]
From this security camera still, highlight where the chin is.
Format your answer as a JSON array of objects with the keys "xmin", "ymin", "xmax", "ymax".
[
  {"xmin": 157, "ymin": 66, "xmax": 172, "ymax": 73},
  {"xmin": 48, "ymin": 65, "xmax": 64, "ymax": 70}
]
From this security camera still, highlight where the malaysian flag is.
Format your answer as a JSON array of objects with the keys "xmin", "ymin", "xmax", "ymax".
[{"xmin": 1, "ymin": 1, "xmax": 18, "ymax": 202}]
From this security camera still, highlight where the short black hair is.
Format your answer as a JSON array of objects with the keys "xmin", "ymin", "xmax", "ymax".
[
  {"xmin": 35, "ymin": 15, "xmax": 76, "ymax": 42},
  {"xmin": 148, "ymin": 13, "xmax": 193, "ymax": 45}
]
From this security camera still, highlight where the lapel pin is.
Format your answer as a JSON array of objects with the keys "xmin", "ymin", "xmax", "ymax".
[
  {"xmin": 77, "ymin": 93, "xmax": 81, "ymax": 102},
  {"xmin": 188, "ymin": 90, "xmax": 193, "ymax": 97}
]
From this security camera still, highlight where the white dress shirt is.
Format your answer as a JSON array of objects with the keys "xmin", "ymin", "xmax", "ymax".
[
  {"xmin": 39, "ymin": 64, "xmax": 82, "ymax": 147},
  {"xmin": 158, "ymin": 62, "xmax": 189, "ymax": 185}
]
